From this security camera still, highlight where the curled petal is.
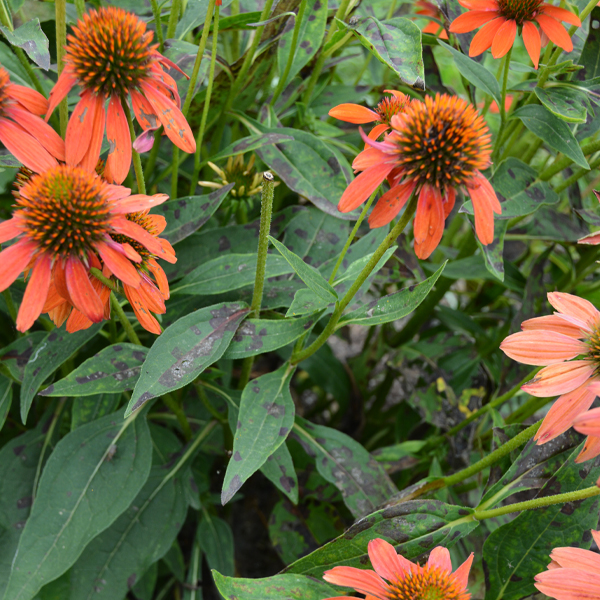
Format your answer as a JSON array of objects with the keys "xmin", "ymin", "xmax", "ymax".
[
  {"xmin": 96, "ymin": 241, "xmax": 142, "ymax": 288},
  {"xmin": 550, "ymin": 546, "xmax": 600, "ymax": 575},
  {"xmin": 133, "ymin": 128, "xmax": 158, "ymax": 153},
  {"xmin": 576, "ymin": 435, "xmax": 600, "ymax": 463}
]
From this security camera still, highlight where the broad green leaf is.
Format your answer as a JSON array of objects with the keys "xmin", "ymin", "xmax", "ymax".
[
  {"xmin": 339, "ymin": 261, "xmax": 447, "ymax": 326},
  {"xmin": 71, "ymin": 393, "xmax": 122, "ymax": 430},
  {"xmin": 159, "ymin": 184, "xmax": 234, "ymax": 244},
  {"xmin": 0, "ymin": 19, "xmax": 49, "ymax": 69},
  {"xmin": 576, "ymin": 6, "xmax": 600, "ymax": 80},
  {"xmin": 472, "ymin": 219, "xmax": 508, "ymax": 282},
  {"xmin": 483, "ymin": 445, "xmax": 600, "ymax": 600},
  {"xmin": 0, "ymin": 40, "xmax": 32, "ymax": 87},
  {"xmin": 342, "ymin": 16, "xmax": 424, "ymax": 89},
  {"xmin": 20, "ymin": 324, "xmax": 102, "ymax": 424},
  {"xmin": 535, "ymin": 86, "xmax": 588, "ymax": 123},
  {"xmin": 131, "ymin": 563, "xmax": 157, "ymax": 600},
  {"xmin": 223, "ymin": 314, "xmax": 317, "ymax": 359},
  {"xmin": 511, "ymin": 104, "xmax": 589, "ymax": 168},
  {"xmin": 40, "ymin": 343, "xmax": 147, "ymax": 398},
  {"xmin": 259, "ymin": 443, "xmax": 299, "ymax": 504},
  {"xmin": 126, "ymin": 302, "xmax": 249, "ymax": 416},
  {"xmin": 269, "ymin": 237, "xmax": 337, "ymax": 302},
  {"xmin": 0, "ymin": 375, "xmax": 12, "ymax": 431},
  {"xmin": 286, "ymin": 288, "xmax": 331, "ymax": 317},
  {"xmin": 0, "ymin": 332, "xmax": 45, "ymax": 382},
  {"xmin": 285, "ymin": 499, "xmax": 477, "ymax": 577},
  {"xmin": 219, "ymin": 11, "xmax": 262, "ymax": 30},
  {"xmin": 209, "ymin": 133, "xmax": 294, "ymax": 163},
  {"xmin": 2, "ymin": 410, "xmax": 152, "ymax": 600},
  {"xmin": 213, "ymin": 572, "xmax": 336, "ymax": 600},
  {"xmin": 222, "ymin": 364, "xmax": 295, "ymax": 504},
  {"xmin": 277, "ymin": 0, "xmax": 328, "ymax": 87},
  {"xmin": 69, "ymin": 465, "xmax": 188, "ymax": 600},
  {"xmin": 438, "ymin": 41, "xmax": 501, "ymax": 106},
  {"xmin": 197, "ymin": 515, "xmax": 234, "ymax": 577},
  {"xmin": 292, "ymin": 417, "xmax": 397, "ymax": 518}
]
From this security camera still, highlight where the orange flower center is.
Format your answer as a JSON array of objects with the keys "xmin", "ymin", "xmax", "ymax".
[
  {"xmin": 376, "ymin": 94, "xmax": 412, "ymax": 125},
  {"xmin": 496, "ymin": 0, "xmax": 543, "ymax": 24},
  {"xmin": 391, "ymin": 93, "xmax": 491, "ymax": 189},
  {"xmin": 66, "ymin": 7, "xmax": 155, "ymax": 96},
  {"xmin": 388, "ymin": 565, "xmax": 470, "ymax": 600},
  {"xmin": 15, "ymin": 165, "xmax": 112, "ymax": 258},
  {"xmin": 110, "ymin": 211, "xmax": 156, "ymax": 268}
]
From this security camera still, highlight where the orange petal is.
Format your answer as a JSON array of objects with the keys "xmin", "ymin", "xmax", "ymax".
[
  {"xmin": 368, "ymin": 179, "xmax": 417, "ymax": 228},
  {"xmin": 522, "ymin": 21, "xmax": 542, "ymax": 69},
  {"xmin": 534, "ymin": 382, "xmax": 596, "ymax": 443},
  {"xmin": 65, "ymin": 256, "xmax": 104, "ymax": 323},
  {"xmin": 427, "ymin": 547, "xmax": 452, "ymax": 574},
  {"xmin": 458, "ymin": 0, "xmax": 499, "ymax": 9},
  {"xmin": 535, "ymin": 568, "xmax": 600, "ymax": 599},
  {"xmin": 540, "ymin": 4, "xmax": 581, "ymax": 26},
  {"xmin": 579, "ymin": 230, "xmax": 600, "ymax": 245},
  {"xmin": 46, "ymin": 65, "xmax": 77, "ymax": 121},
  {"xmin": 573, "ymin": 406, "xmax": 600, "ymax": 437},
  {"xmin": 468, "ymin": 17, "xmax": 506, "ymax": 56},
  {"xmin": 158, "ymin": 238, "xmax": 177, "ymax": 264},
  {"xmin": 365, "ymin": 123, "xmax": 390, "ymax": 148},
  {"xmin": 110, "ymin": 218, "xmax": 166, "ymax": 257},
  {"xmin": 521, "ymin": 314, "xmax": 587, "ymax": 338},
  {"xmin": 79, "ymin": 93, "xmax": 106, "ymax": 173},
  {"xmin": 147, "ymin": 258, "xmax": 169, "ymax": 299},
  {"xmin": 137, "ymin": 277, "xmax": 166, "ymax": 314},
  {"xmin": 7, "ymin": 84, "xmax": 48, "ymax": 115},
  {"xmin": 453, "ymin": 554, "xmax": 474, "ymax": 590},
  {"xmin": 491, "ymin": 18, "xmax": 517, "ymax": 58},
  {"xmin": 521, "ymin": 360, "xmax": 595, "ymax": 397},
  {"xmin": 442, "ymin": 187, "xmax": 456, "ymax": 219},
  {"xmin": 104, "ymin": 95, "xmax": 132, "ymax": 185},
  {"xmin": 323, "ymin": 567, "xmax": 390, "ymax": 598},
  {"xmin": 96, "ymin": 241, "xmax": 142, "ymax": 288},
  {"xmin": 65, "ymin": 307, "xmax": 94, "ymax": 333},
  {"xmin": 112, "ymin": 193, "xmax": 169, "ymax": 214},
  {"xmin": 467, "ymin": 173, "xmax": 500, "ymax": 245},
  {"xmin": 130, "ymin": 90, "xmax": 159, "ymax": 130},
  {"xmin": 123, "ymin": 284, "xmax": 162, "ymax": 335},
  {"xmin": 48, "ymin": 301, "xmax": 71, "ymax": 328},
  {"xmin": 352, "ymin": 147, "xmax": 386, "ymax": 171},
  {"xmin": 368, "ymin": 539, "xmax": 413, "ymax": 582},
  {"xmin": 535, "ymin": 14, "xmax": 573, "ymax": 52},
  {"xmin": 0, "ymin": 218, "xmax": 21, "ymax": 244},
  {"xmin": 42, "ymin": 283, "xmax": 68, "ymax": 312},
  {"xmin": 146, "ymin": 214, "xmax": 167, "ymax": 234},
  {"xmin": 0, "ymin": 239, "xmax": 37, "ymax": 291},
  {"xmin": 328, "ymin": 103, "xmax": 379, "ymax": 124},
  {"xmin": 65, "ymin": 90, "xmax": 97, "ymax": 165},
  {"xmin": 449, "ymin": 10, "xmax": 499, "ymax": 33},
  {"xmin": 338, "ymin": 161, "xmax": 395, "ymax": 213},
  {"xmin": 547, "ymin": 292, "xmax": 600, "ymax": 327},
  {"xmin": 414, "ymin": 185, "xmax": 444, "ymax": 259},
  {"xmin": 0, "ymin": 119, "xmax": 58, "ymax": 173},
  {"xmin": 16, "ymin": 253, "xmax": 52, "ymax": 332},
  {"xmin": 500, "ymin": 330, "xmax": 588, "ymax": 366},
  {"xmin": 576, "ymin": 436, "xmax": 600, "ymax": 463},
  {"xmin": 550, "ymin": 547, "xmax": 600, "ymax": 574},
  {"xmin": 6, "ymin": 106, "xmax": 65, "ymax": 161}
]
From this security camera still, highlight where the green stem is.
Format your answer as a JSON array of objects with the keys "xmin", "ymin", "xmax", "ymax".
[
  {"xmin": 231, "ymin": 0, "xmax": 240, "ymax": 59},
  {"xmin": 90, "ymin": 267, "xmax": 118, "ymax": 292},
  {"xmin": 123, "ymin": 102, "xmax": 146, "ymax": 194},
  {"xmin": 162, "ymin": 393, "xmax": 193, "ymax": 440},
  {"xmin": 473, "ymin": 485, "xmax": 600, "ymax": 520},
  {"xmin": 55, "ymin": 0, "xmax": 68, "ymax": 137},
  {"xmin": 521, "ymin": 137, "xmax": 543, "ymax": 164},
  {"xmin": 554, "ymin": 154, "xmax": 600, "ymax": 193},
  {"xmin": 492, "ymin": 48, "xmax": 512, "ymax": 160},
  {"xmin": 74, "ymin": 0, "xmax": 85, "ymax": 18},
  {"xmin": 110, "ymin": 292, "xmax": 142, "ymax": 346},
  {"xmin": 328, "ymin": 190, "xmax": 377, "ymax": 284},
  {"xmin": 291, "ymin": 194, "xmax": 418, "ymax": 365},
  {"xmin": 189, "ymin": 1, "xmax": 220, "ymax": 195},
  {"xmin": 144, "ymin": 127, "xmax": 163, "ymax": 177},
  {"xmin": 271, "ymin": 0, "xmax": 307, "ymax": 106},
  {"xmin": 166, "ymin": 0, "xmax": 181, "ymax": 40},
  {"xmin": 540, "ymin": 137, "xmax": 600, "ymax": 181},
  {"xmin": 150, "ymin": 0, "xmax": 165, "ymax": 50}
]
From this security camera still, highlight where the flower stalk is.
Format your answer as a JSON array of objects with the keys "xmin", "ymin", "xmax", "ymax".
[{"xmin": 55, "ymin": 0, "xmax": 68, "ymax": 137}]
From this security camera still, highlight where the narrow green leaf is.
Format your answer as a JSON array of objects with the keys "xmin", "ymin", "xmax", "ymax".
[
  {"xmin": 209, "ymin": 133, "xmax": 294, "ymax": 163},
  {"xmin": 0, "ymin": 332, "xmax": 46, "ymax": 383},
  {"xmin": 197, "ymin": 515, "xmax": 234, "ymax": 576},
  {"xmin": 535, "ymin": 86, "xmax": 588, "ymax": 123},
  {"xmin": 286, "ymin": 288, "xmax": 331, "ymax": 317},
  {"xmin": 0, "ymin": 375, "xmax": 12, "ymax": 431}
]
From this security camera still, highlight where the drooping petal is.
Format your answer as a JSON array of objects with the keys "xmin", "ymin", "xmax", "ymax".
[
  {"xmin": 104, "ymin": 95, "xmax": 132, "ymax": 185},
  {"xmin": 79, "ymin": 93, "xmax": 107, "ymax": 173},
  {"xmin": 500, "ymin": 330, "xmax": 589, "ymax": 366},
  {"xmin": 323, "ymin": 567, "xmax": 390, "ymax": 598},
  {"xmin": 158, "ymin": 238, "xmax": 177, "ymax": 263},
  {"xmin": 137, "ymin": 276, "xmax": 166, "ymax": 314},
  {"xmin": 47, "ymin": 300, "xmax": 71, "ymax": 328},
  {"xmin": 442, "ymin": 187, "xmax": 456, "ymax": 218},
  {"xmin": 576, "ymin": 435, "xmax": 600, "ymax": 463},
  {"xmin": 112, "ymin": 193, "xmax": 169, "ymax": 214},
  {"xmin": 0, "ymin": 218, "xmax": 22, "ymax": 244},
  {"xmin": 468, "ymin": 17, "xmax": 506, "ymax": 56},
  {"xmin": 147, "ymin": 258, "xmax": 169, "ymax": 299},
  {"xmin": 573, "ymin": 406, "xmax": 600, "ymax": 437},
  {"xmin": 535, "ymin": 14, "xmax": 573, "ymax": 52},
  {"xmin": 449, "ymin": 10, "xmax": 499, "ymax": 33},
  {"xmin": 368, "ymin": 539, "xmax": 411, "ymax": 582},
  {"xmin": 534, "ymin": 568, "xmax": 600, "ymax": 600},
  {"xmin": 15, "ymin": 253, "xmax": 52, "ymax": 332},
  {"xmin": 550, "ymin": 547, "xmax": 600, "ymax": 575},
  {"xmin": 0, "ymin": 239, "xmax": 38, "ymax": 292},
  {"xmin": 521, "ymin": 314, "xmax": 588, "ymax": 338},
  {"xmin": 0, "ymin": 119, "xmax": 58, "ymax": 173},
  {"xmin": 522, "ymin": 22, "xmax": 542, "ymax": 68},
  {"xmin": 45, "ymin": 65, "xmax": 77, "ymax": 120},
  {"xmin": 547, "ymin": 292, "xmax": 600, "ymax": 327},
  {"xmin": 368, "ymin": 179, "xmax": 417, "ymax": 228},
  {"xmin": 352, "ymin": 147, "xmax": 387, "ymax": 171},
  {"xmin": 458, "ymin": 0, "xmax": 500, "ymax": 10},
  {"xmin": 42, "ymin": 283, "xmax": 68, "ymax": 312},
  {"xmin": 7, "ymin": 84, "xmax": 48, "ymax": 115},
  {"xmin": 540, "ymin": 4, "xmax": 581, "ymax": 26},
  {"xmin": 368, "ymin": 123, "xmax": 390, "ymax": 141},
  {"xmin": 534, "ymin": 382, "xmax": 596, "ymax": 444},
  {"xmin": 427, "ymin": 547, "xmax": 452, "ymax": 574},
  {"xmin": 6, "ymin": 106, "xmax": 65, "ymax": 160},
  {"xmin": 491, "ymin": 18, "xmax": 517, "ymax": 58},
  {"xmin": 328, "ymin": 103, "xmax": 380, "ymax": 124},
  {"xmin": 110, "ymin": 218, "xmax": 166, "ymax": 257},
  {"xmin": 414, "ymin": 185, "xmax": 444, "ymax": 259},
  {"xmin": 467, "ymin": 173, "xmax": 500, "ymax": 245},
  {"xmin": 338, "ymin": 161, "xmax": 395, "ymax": 213},
  {"xmin": 130, "ymin": 90, "xmax": 160, "ymax": 131},
  {"xmin": 105, "ymin": 184, "xmax": 132, "ymax": 202},
  {"xmin": 453, "ymin": 553, "xmax": 474, "ymax": 590},
  {"xmin": 521, "ymin": 360, "xmax": 595, "ymax": 397},
  {"xmin": 65, "ymin": 256, "xmax": 104, "ymax": 323},
  {"xmin": 123, "ymin": 284, "xmax": 162, "ymax": 335},
  {"xmin": 96, "ymin": 240, "xmax": 142, "ymax": 288},
  {"xmin": 579, "ymin": 230, "xmax": 600, "ymax": 245},
  {"xmin": 65, "ymin": 91, "xmax": 97, "ymax": 165}
]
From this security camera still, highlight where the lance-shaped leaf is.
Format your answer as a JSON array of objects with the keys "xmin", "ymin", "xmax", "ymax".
[
  {"xmin": 292, "ymin": 417, "xmax": 397, "ymax": 518},
  {"xmin": 0, "ymin": 19, "xmax": 50, "ymax": 70},
  {"xmin": 223, "ymin": 314, "xmax": 317, "ymax": 359},
  {"xmin": 535, "ymin": 86, "xmax": 588, "ymax": 123},
  {"xmin": 214, "ymin": 572, "xmax": 337, "ymax": 600},
  {"xmin": 209, "ymin": 133, "xmax": 294, "ymax": 163},
  {"xmin": 20, "ymin": 324, "xmax": 102, "ymax": 423},
  {"xmin": 40, "ymin": 344, "xmax": 148, "ymax": 398},
  {"xmin": 0, "ymin": 376, "xmax": 11, "ymax": 431},
  {"xmin": 71, "ymin": 393, "xmax": 122, "ymax": 429},
  {"xmin": 286, "ymin": 289, "xmax": 331, "ymax": 317},
  {"xmin": 126, "ymin": 302, "xmax": 249, "ymax": 416},
  {"xmin": 483, "ymin": 444, "xmax": 600, "ymax": 600},
  {"xmin": 259, "ymin": 443, "xmax": 299, "ymax": 504},
  {"xmin": 470, "ymin": 218, "xmax": 508, "ymax": 282},
  {"xmin": 2, "ymin": 410, "xmax": 152, "ymax": 600},
  {"xmin": 339, "ymin": 262, "xmax": 446, "ymax": 327},
  {"xmin": 197, "ymin": 514, "xmax": 235, "ymax": 577},
  {"xmin": 269, "ymin": 237, "xmax": 337, "ymax": 302},
  {"xmin": 284, "ymin": 499, "xmax": 478, "ymax": 577},
  {"xmin": 0, "ymin": 332, "xmax": 45, "ymax": 383},
  {"xmin": 159, "ymin": 184, "xmax": 234, "ymax": 244},
  {"xmin": 222, "ymin": 364, "xmax": 296, "ymax": 505}
]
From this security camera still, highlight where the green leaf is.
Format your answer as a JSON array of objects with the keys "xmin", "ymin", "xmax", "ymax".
[
  {"xmin": 472, "ymin": 219, "xmax": 508, "ymax": 282},
  {"xmin": 197, "ymin": 515, "xmax": 235, "ymax": 577},
  {"xmin": 174, "ymin": 253, "xmax": 293, "ymax": 296},
  {"xmin": 292, "ymin": 417, "xmax": 397, "ymax": 518},
  {"xmin": 0, "ymin": 19, "xmax": 50, "ymax": 69},
  {"xmin": 213, "ymin": 572, "xmax": 336, "ymax": 600},
  {"xmin": 576, "ymin": 6, "xmax": 600, "ymax": 80},
  {"xmin": 159, "ymin": 185, "xmax": 233, "ymax": 244},
  {"xmin": 126, "ymin": 302, "xmax": 249, "ymax": 416},
  {"xmin": 222, "ymin": 364, "xmax": 295, "ymax": 505},
  {"xmin": 535, "ymin": 86, "xmax": 588, "ymax": 123},
  {"xmin": 0, "ymin": 375, "xmax": 12, "ymax": 431},
  {"xmin": 259, "ymin": 443, "xmax": 299, "ymax": 504},
  {"xmin": 71, "ymin": 393, "xmax": 122, "ymax": 430},
  {"xmin": 2, "ymin": 410, "xmax": 152, "ymax": 600},
  {"xmin": 339, "ymin": 261, "xmax": 446, "ymax": 326},
  {"xmin": 483, "ymin": 445, "xmax": 600, "ymax": 600},
  {"xmin": 438, "ymin": 40, "xmax": 501, "ymax": 106},
  {"xmin": 277, "ymin": 0, "xmax": 328, "ymax": 88},
  {"xmin": 342, "ymin": 16, "xmax": 424, "ymax": 89},
  {"xmin": 0, "ymin": 153, "xmax": 21, "ymax": 168},
  {"xmin": 209, "ymin": 133, "xmax": 294, "ymax": 163},
  {"xmin": 69, "ymin": 464, "xmax": 188, "ymax": 600},
  {"xmin": 218, "ymin": 11, "xmax": 262, "ymax": 30},
  {"xmin": 286, "ymin": 288, "xmax": 331, "ymax": 317},
  {"xmin": 285, "ymin": 499, "xmax": 477, "ymax": 577},
  {"xmin": 175, "ymin": 0, "xmax": 234, "ymax": 38},
  {"xmin": 269, "ymin": 237, "xmax": 337, "ymax": 302},
  {"xmin": 223, "ymin": 314, "xmax": 317, "ymax": 359},
  {"xmin": 511, "ymin": 104, "xmax": 589, "ymax": 168},
  {"xmin": 0, "ymin": 332, "xmax": 45, "ymax": 383},
  {"xmin": 332, "ymin": 246, "xmax": 397, "ymax": 286},
  {"xmin": 20, "ymin": 324, "xmax": 102, "ymax": 424},
  {"xmin": 40, "ymin": 343, "xmax": 147, "ymax": 398}
]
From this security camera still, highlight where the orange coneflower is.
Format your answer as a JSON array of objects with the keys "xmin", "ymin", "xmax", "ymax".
[
  {"xmin": 323, "ymin": 538, "xmax": 473, "ymax": 600},
  {"xmin": 0, "ymin": 67, "xmax": 65, "ymax": 173},
  {"xmin": 0, "ymin": 164, "xmax": 171, "ymax": 332},
  {"xmin": 534, "ymin": 530, "xmax": 600, "ymax": 599},
  {"xmin": 449, "ymin": 0, "xmax": 581, "ymax": 69},
  {"xmin": 416, "ymin": 0, "xmax": 450, "ymax": 38},
  {"xmin": 46, "ymin": 7, "xmax": 195, "ymax": 184},
  {"xmin": 500, "ymin": 292, "xmax": 600, "ymax": 461},
  {"xmin": 339, "ymin": 93, "xmax": 501, "ymax": 259},
  {"xmin": 329, "ymin": 90, "xmax": 413, "ymax": 142}
]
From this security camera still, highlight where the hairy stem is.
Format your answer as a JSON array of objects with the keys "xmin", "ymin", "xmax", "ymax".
[
  {"xmin": 150, "ymin": 0, "xmax": 165, "ymax": 50},
  {"xmin": 110, "ymin": 292, "xmax": 142, "ymax": 346},
  {"xmin": 55, "ymin": 0, "xmax": 68, "ymax": 137}
]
